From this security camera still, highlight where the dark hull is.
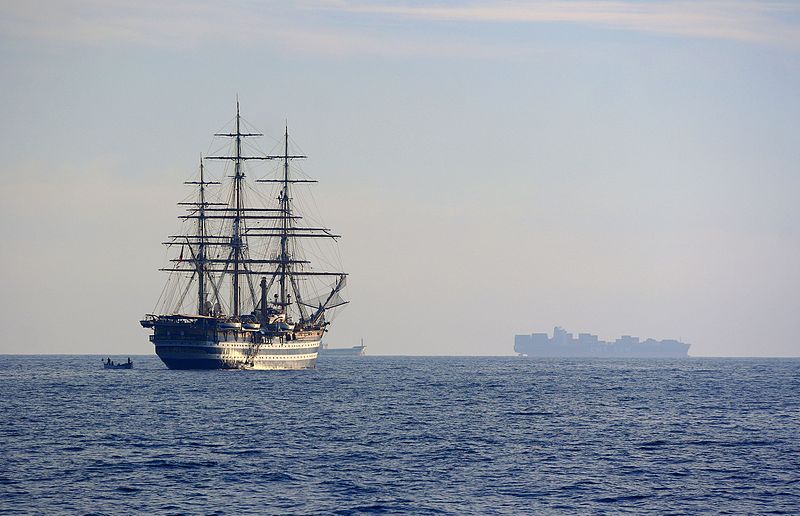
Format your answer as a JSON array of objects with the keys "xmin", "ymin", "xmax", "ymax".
[{"xmin": 147, "ymin": 317, "xmax": 323, "ymax": 370}]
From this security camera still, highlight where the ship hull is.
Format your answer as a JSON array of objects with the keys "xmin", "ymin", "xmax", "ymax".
[
  {"xmin": 151, "ymin": 323, "xmax": 322, "ymax": 370},
  {"xmin": 146, "ymin": 316, "xmax": 325, "ymax": 370},
  {"xmin": 155, "ymin": 340, "xmax": 320, "ymax": 370}
]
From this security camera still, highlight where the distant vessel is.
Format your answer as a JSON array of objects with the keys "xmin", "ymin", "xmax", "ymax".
[
  {"xmin": 103, "ymin": 358, "xmax": 133, "ymax": 369},
  {"xmin": 319, "ymin": 339, "xmax": 366, "ymax": 357},
  {"xmin": 140, "ymin": 102, "xmax": 348, "ymax": 370},
  {"xmin": 515, "ymin": 327, "xmax": 690, "ymax": 357}
]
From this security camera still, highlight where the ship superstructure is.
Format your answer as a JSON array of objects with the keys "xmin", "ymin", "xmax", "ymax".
[{"xmin": 141, "ymin": 103, "xmax": 347, "ymax": 369}]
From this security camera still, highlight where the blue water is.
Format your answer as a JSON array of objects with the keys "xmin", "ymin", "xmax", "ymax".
[{"xmin": 1, "ymin": 356, "xmax": 798, "ymax": 514}]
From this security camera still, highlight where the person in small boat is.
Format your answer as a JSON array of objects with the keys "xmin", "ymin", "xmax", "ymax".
[{"xmin": 127, "ymin": 357, "xmax": 132, "ymax": 364}]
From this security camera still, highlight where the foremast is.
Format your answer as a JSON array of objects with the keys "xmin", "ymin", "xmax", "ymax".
[
  {"xmin": 190, "ymin": 157, "xmax": 220, "ymax": 315},
  {"xmin": 177, "ymin": 157, "xmax": 222, "ymax": 316}
]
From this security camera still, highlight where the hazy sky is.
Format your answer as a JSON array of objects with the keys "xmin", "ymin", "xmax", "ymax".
[{"xmin": 1, "ymin": 1, "xmax": 799, "ymax": 356}]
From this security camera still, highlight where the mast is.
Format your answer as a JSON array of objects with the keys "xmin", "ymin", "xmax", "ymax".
[
  {"xmin": 204, "ymin": 100, "xmax": 268, "ymax": 318},
  {"xmin": 180, "ymin": 159, "xmax": 221, "ymax": 316},
  {"xmin": 232, "ymin": 100, "xmax": 243, "ymax": 319},
  {"xmin": 279, "ymin": 124, "xmax": 290, "ymax": 314},
  {"xmin": 197, "ymin": 156, "xmax": 207, "ymax": 315}
]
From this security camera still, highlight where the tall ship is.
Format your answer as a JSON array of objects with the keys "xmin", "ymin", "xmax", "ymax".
[
  {"xmin": 515, "ymin": 327, "xmax": 690, "ymax": 358},
  {"xmin": 140, "ymin": 102, "xmax": 348, "ymax": 370}
]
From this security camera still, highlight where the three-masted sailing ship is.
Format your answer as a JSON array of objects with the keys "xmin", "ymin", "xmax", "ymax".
[{"xmin": 140, "ymin": 103, "xmax": 347, "ymax": 370}]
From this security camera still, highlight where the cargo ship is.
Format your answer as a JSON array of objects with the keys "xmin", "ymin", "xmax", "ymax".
[
  {"xmin": 515, "ymin": 327, "xmax": 690, "ymax": 358},
  {"xmin": 319, "ymin": 339, "xmax": 366, "ymax": 357},
  {"xmin": 140, "ymin": 102, "xmax": 348, "ymax": 370}
]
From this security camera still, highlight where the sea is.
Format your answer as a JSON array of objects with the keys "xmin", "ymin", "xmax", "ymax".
[{"xmin": 1, "ymin": 356, "xmax": 798, "ymax": 514}]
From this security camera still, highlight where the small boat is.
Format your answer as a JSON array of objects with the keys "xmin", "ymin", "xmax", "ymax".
[{"xmin": 103, "ymin": 357, "xmax": 133, "ymax": 369}]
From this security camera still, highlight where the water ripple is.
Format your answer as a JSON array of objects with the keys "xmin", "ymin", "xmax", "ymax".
[{"xmin": 1, "ymin": 356, "xmax": 799, "ymax": 514}]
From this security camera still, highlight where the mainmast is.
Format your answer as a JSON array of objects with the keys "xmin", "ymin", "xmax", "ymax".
[
  {"xmin": 279, "ymin": 124, "xmax": 291, "ymax": 314},
  {"xmin": 232, "ymin": 101, "xmax": 243, "ymax": 319},
  {"xmin": 197, "ymin": 157, "xmax": 208, "ymax": 315},
  {"xmin": 205, "ymin": 100, "xmax": 268, "ymax": 319}
]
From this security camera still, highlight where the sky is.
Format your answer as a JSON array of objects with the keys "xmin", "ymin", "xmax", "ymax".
[{"xmin": 0, "ymin": 0, "xmax": 799, "ymax": 356}]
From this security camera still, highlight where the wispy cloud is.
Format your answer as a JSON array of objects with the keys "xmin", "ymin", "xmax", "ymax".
[
  {"xmin": 1, "ymin": 0, "xmax": 799, "ymax": 55},
  {"xmin": 333, "ymin": 1, "xmax": 800, "ymax": 49},
  {"xmin": 0, "ymin": 0, "xmax": 528, "ymax": 58}
]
